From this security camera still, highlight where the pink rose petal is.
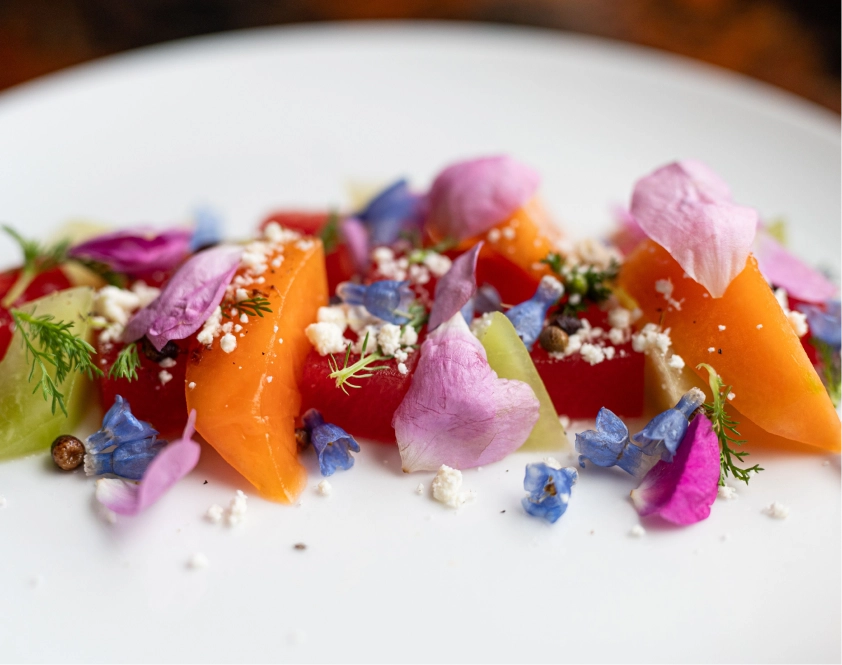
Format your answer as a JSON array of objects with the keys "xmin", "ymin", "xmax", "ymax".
[
  {"xmin": 96, "ymin": 410, "xmax": 201, "ymax": 516},
  {"xmin": 428, "ymin": 242, "xmax": 482, "ymax": 330},
  {"xmin": 69, "ymin": 227, "xmax": 192, "ymax": 274},
  {"xmin": 393, "ymin": 313, "xmax": 540, "ymax": 472},
  {"xmin": 427, "ymin": 156, "xmax": 540, "ymax": 242},
  {"xmin": 754, "ymin": 231, "xmax": 837, "ymax": 303},
  {"xmin": 630, "ymin": 414, "xmax": 720, "ymax": 525},
  {"xmin": 124, "ymin": 244, "xmax": 242, "ymax": 350},
  {"xmin": 610, "ymin": 205, "xmax": 648, "ymax": 256},
  {"xmin": 630, "ymin": 160, "xmax": 758, "ymax": 298}
]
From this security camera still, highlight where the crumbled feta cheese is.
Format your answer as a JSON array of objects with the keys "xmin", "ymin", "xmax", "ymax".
[
  {"xmin": 668, "ymin": 354, "xmax": 685, "ymax": 370},
  {"xmin": 221, "ymin": 321, "xmax": 234, "ymax": 334},
  {"xmin": 159, "ymin": 357, "xmax": 176, "ymax": 369},
  {"xmin": 727, "ymin": 392, "xmax": 736, "ymax": 401},
  {"xmin": 317, "ymin": 480, "xmax": 332, "ymax": 496},
  {"xmin": 305, "ymin": 322, "xmax": 347, "ymax": 355},
  {"xmin": 296, "ymin": 239, "xmax": 315, "ymax": 251},
  {"xmin": 188, "ymin": 381, "xmax": 196, "ymax": 390},
  {"xmin": 502, "ymin": 226, "xmax": 516, "ymax": 240},
  {"xmin": 187, "ymin": 553, "xmax": 210, "ymax": 570},
  {"xmin": 764, "ymin": 502, "xmax": 790, "ymax": 519},
  {"xmin": 603, "ymin": 346, "xmax": 616, "ymax": 360},
  {"xmin": 235, "ymin": 288, "xmax": 249, "ymax": 302},
  {"xmin": 220, "ymin": 333, "xmax": 237, "ymax": 354},
  {"xmin": 205, "ymin": 504, "xmax": 224, "ymax": 523},
  {"xmin": 470, "ymin": 312, "xmax": 494, "ymax": 338},
  {"xmin": 631, "ymin": 323, "xmax": 672, "ymax": 355},
  {"xmin": 607, "ymin": 307, "xmax": 632, "ymax": 330},
  {"xmin": 756, "ymin": 324, "xmax": 763, "ymax": 330},
  {"xmin": 558, "ymin": 415, "xmax": 571, "ymax": 429},
  {"xmin": 718, "ymin": 324, "xmax": 726, "ymax": 331},
  {"xmin": 346, "ymin": 305, "xmax": 380, "ymax": 334},
  {"xmin": 377, "ymin": 324, "xmax": 403, "ymax": 356},
  {"xmin": 422, "ymin": 252, "xmax": 452, "ymax": 277},
  {"xmin": 400, "ymin": 325, "xmax": 418, "ymax": 347},
  {"xmin": 317, "ymin": 305, "xmax": 349, "ymax": 333},
  {"xmin": 131, "ymin": 280, "xmax": 161, "ymax": 308},
  {"xmin": 607, "ymin": 327, "xmax": 626, "ymax": 345},
  {"xmin": 267, "ymin": 376, "xmax": 273, "ymax": 383},
  {"xmin": 487, "ymin": 228, "xmax": 501, "ymax": 243},
  {"xmin": 787, "ymin": 310, "xmax": 809, "ymax": 337},
  {"xmin": 372, "ymin": 247, "xmax": 394, "ymax": 264},
  {"xmin": 397, "ymin": 362, "xmax": 408, "ymax": 375},
  {"xmin": 568, "ymin": 293, "xmax": 581, "ymax": 305},
  {"xmin": 234, "ymin": 324, "xmax": 243, "ymax": 333},
  {"xmin": 352, "ymin": 325, "xmax": 379, "ymax": 354},
  {"xmin": 707, "ymin": 347, "xmax": 716, "ymax": 353},
  {"xmin": 227, "ymin": 490, "xmax": 248, "ymax": 526},
  {"xmin": 240, "ymin": 313, "xmax": 249, "ymax": 324},
  {"xmin": 580, "ymin": 343, "xmax": 606, "ymax": 365},
  {"xmin": 271, "ymin": 257, "xmax": 283, "ymax": 268},
  {"xmin": 158, "ymin": 370, "xmax": 173, "ymax": 385},
  {"xmin": 94, "ymin": 285, "xmax": 142, "ymax": 326},
  {"xmin": 394, "ymin": 348, "xmax": 408, "ymax": 363},
  {"xmin": 629, "ymin": 525, "xmax": 646, "ymax": 538},
  {"xmin": 655, "ymin": 278, "xmax": 682, "ymax": 310},
  {"xmin": 197, "ymin": 306, "xmax": 224, "ymax": 346},
  {"xmin": 431, "ymin": 465, "xmax": 468, "ymax": 508},
  {"xmin": 717, "ymin": 485, "xmax": 737, "ymax": 500},
  {"xmin": 415, "ymin": 483, "xmax": 424, "ymax": 495}
]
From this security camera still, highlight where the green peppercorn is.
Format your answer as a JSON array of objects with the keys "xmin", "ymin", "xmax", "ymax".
[
  {"xmin": 539, "ymin": 326, "xmax": 569, "ymax": 353},
  {"xmin": 51, "ymin": 434, "xmax": 85, "ymax": 471}
]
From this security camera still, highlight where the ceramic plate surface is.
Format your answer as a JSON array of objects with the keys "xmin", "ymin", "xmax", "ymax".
[{"xmin": 0, "ymin": 23, "xmax": 839, "ymax": 664}]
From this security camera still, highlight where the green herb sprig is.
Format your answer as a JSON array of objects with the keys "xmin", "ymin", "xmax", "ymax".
[
  {"xmin": 236, "ymin": 297, "xmax": 273, "ymax": 318},
  {"xmin": 327, "ymin": 331, "xmax": 390, "ymax": 394},
  {"xmin": 11, "ymin": 310, "xmax": 103, "ymax": 415},
  {"xmin": 811, "ymin": 338, "xmax": 841, "ymax": 407},
  {"xmin": 2, "ymin": 226, "xmax": 70, "ymax": 307},
  {"xmin": 108, "ymin": 342, "xmax": 140, "ymax": 382},
  {"xmin": 697, "ymin": 363, "xmax": 763, "ymax": 485},
  {"xmin": 540, "ymin": 252, "xmax": 619, "ymax": 316},
  {"xmin": 319, "ymin": 211, "xmax": 340, "ymax": 253}
]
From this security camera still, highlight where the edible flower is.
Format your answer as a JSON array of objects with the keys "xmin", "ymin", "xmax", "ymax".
[
  {"xmin": 631, "ymin": 388, "xmax": 706, "ymax": 462},
  {"xmin": 94, "ymin": 409, "xmax": 202, "ymax": 516},
  {"xmin": 630, "ymin": 160, "xmax": 758, "ymax": 298},
  {"xmin": 798, "ymin": 299, "xmax": 841, "ymax": 349},
  {"xmin": 123, "ymin": 244, "xmax": 243, "ymax": 350},
  {"xmin": 630, "ymin": 413, "xmax": 720, "ymax": 525},
  {"xmin": 428, "ymin": 242, "xmax": 483, "ymax": 330},
  {"xmin": 302, "ymin": 409, "xmax": 360, "ymax": 476},
  {"xmin": 336, "ymin": 279, "xmax": 415, "ymax": 325},
  {"xmin": 426, "ymin": 155, "xmax": 541, "ymax": 242},
  {"xmin": 68, "ymin": 226, "xmax": 193, "ymax": 274},
  {"xmin": 575, "ymin": 407, "xmax": 645, "ymax": 475},
  {"xmin": 504, "ymin": 275, "xmax": 565, "ymax": 350},
  {"xmin": 85, "ymin": 395, "xmax": 159, "ymax": 458},
  {"xmin": 189, "ymin": 207, "xmax": 223, "ymax": 252},
  {"xmin": 356, "ymin": 179, "xmax": 426, "ymax": 246},
  {"xmin": 754, "ymin": 232, "xmax": 837, "ymax": 304},
  {"xmin": 392, "ymin": 312, "xmax": 540, "ymax": 472},
  {"xmin": 522, "ymin": 462, "xmax": 578, "ymax": 523},
  {"xmin": 339, "ymin": 216, "xmax": 370, "ymax": 274},
  {"xmin": 610, "ymin": 205, "xmax": 648, "ymax": 255}
]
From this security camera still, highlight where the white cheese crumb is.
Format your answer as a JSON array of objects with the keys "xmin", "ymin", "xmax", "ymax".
[
  {"xmin": 707, "ymin": 347, "xmax": 716, "ymax": 353},
  {"xmin": 317, "ymin": 305, "xmax": 349, "ymax": 333},
  {"xmin": 756, "ymin": 324, "xmax": 763, "ymax": 329},
  {"xmin": 502, "ymin": 226, "xmax": 516, "ymax": 240},
  {"xmin": 718, "ymin": 324, "xmax": 726, "ymax": 331},
  {"xmin": 487, "ymin": 228, "xmax": 501, "ymax": 243},
  {"xmin": 580, "ymin": 343, "xmax": 606, "ymax": 366},
  {"xmin": 372, "ymin": 246, "xmax": 394, "ymax": 264},
  {"xmin": 400, "ymin": 326, "xmax": 418, "ymax": 347},
  {"xmin": 240, "ymin": 313, "xmax": 249, "ymax": 324},
  {"xmin": 234, "ymin": 324, "xmax": 243, "ymax": 333},
  {"xmin": 631, "ymin": 323, "xmax": 672, "ymax": 355},
  {"xmin": 267, "ymin": 376, "xmax": 273, "ymax": 383},
  {"xmin": 158, "ymin": 370, "xmax": 173, "ymax": 385},
  {"xmin": 415, "ymin": 483, "xmax": 424, "ymax": 495},
  {"xmin": 317, "ymin": 480, "xmax": 332, "ymax": 496},
  {"xmin": 197, "ymin": 306, "xmax": 224, "ymax": 346},
  {"xmin": 727, "ymin": 392, "xmax": 736, "ymax": 400},
  {"xmin": 397, "ymin": 362, "xmax": 408, "ymax": 375},
  {"xmin": 227, "ymin": 490, "xmax": 248, "ymax": 526},
  {"xmin": 305, "ymin": 322, "xmax": 347, "ymax": 355},
  {"xmin": 158, "ymin": 357, "xmax": 177, "ymax": 369},
  {"xmin": 235, "ymin": 288, "xmax": 249, "ymax": 302},
  {"xmin": 607, "ymin": 307, "xmax": 632, "ymax": 330},
  {"xmin": 271, "ymin": 257, "xmax": 283, "ymax": 268},
  {"xmin": 188, "ymin": 381, "xmax": 196, "ymax": 390},
  {"xmin": 559, "ymin": 415, "xmax": 571, "ymax": 429},
  {"xmin": 431, "ymin": 465, "xmax": 469, "ymax": 508},
  {"xmin": 717, "ymin": 485, "xmax": 737, "ymax": 500},
  {"xmin": 274, "ymin": 325, "xmax": 279, "ymax": 333},
  {"xmin": 668, "ymin": 354, "xmax": 685, "ymax": 370},
  {"xmin": 221, "ymin": 321, "xmax": 234, "ymax": 334},
  {"xmin": 220, "ymin": 333, "xmax": 237, "ymax": 354},
  {"xmin": 787, "ymin": 310, "xmax": 809, "ymax": 337},
  {"xmin": 187, "ymin": 553, "xmax": 210, "ymax": 570},
  {"xmin": 423, "ymin": 252, "xmax": 452, "ymax": 277},
  {"xmin": 764, "ymin": 502, "xmax": 790, "ymax": 519},
  {"xmin": 394, "ymin": 348, "xmax": 408, "ymax": 363},
  {"xmin": 470, "ymin": 312, "xmax": 494, "ymax": 338},
  {"xmin": 629, "ymin": 525, "xmax": 646, "ymax": 538},
  {"xmin": 278, "ymin": 338, "xmax": 283, "ymax": 345},
  {"xmin": 408, "ymin": 263, "xmax": 431, "ymax": 285},
  {"xmin": 205, "ymin": 504, "xmax": 224, "ymax": 523},
  {"xmin": 654, "ymin": 278, "xmax": 682, "ymax": 310},
  {"xmin": 377, "ymin": 323, "xmax": 403, "ymax": 356}
]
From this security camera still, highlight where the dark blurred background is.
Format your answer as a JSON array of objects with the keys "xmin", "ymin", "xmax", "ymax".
[{"xmin": 1, "ymin": 0, "xmax": 839, "ymax": 112}]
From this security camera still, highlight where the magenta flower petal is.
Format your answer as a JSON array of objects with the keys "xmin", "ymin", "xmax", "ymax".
[
  {"xmin": 339, "ymin": 216, "xmax": 369, "ymax": 274},
  {"xmin": 630, "ymin": 414, "xmax": 720, "ymax": 525},
  {"xmin": 68, "ymin": 227, "xmax": 193, "ymax": 274},
  {"xmin": 754, "ymin": 231, "xmax": 837, "ymax": 303},
  {"xmin": 427, "ymin": 156, "xmax": 541, "ymax": 242},
  {"xmin": 428, "ymin": 242, "xmax": 483, "ymax": 330},
  {"xmin": 95, "ymin": 410, "xmax": 201, "ymax": 516},
  {"xmin": 123, "ymin": 245, "xmax": 242, "ymax": 350},
  {"xmin": 392, "ymin": 313, "xmax": 540, "ymax": 472},
  {"xmin": 630, "ymin": 160, "xmax": 758, "ymax": 298}
]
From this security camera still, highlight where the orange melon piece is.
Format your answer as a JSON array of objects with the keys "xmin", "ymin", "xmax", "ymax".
[
  {"xmin": 186, "ymin": 238, "xmax": 328, "ymax": 502},
  {"xmin": 617, "ymin": 239, "xmax": 840, "ymax": 452}
]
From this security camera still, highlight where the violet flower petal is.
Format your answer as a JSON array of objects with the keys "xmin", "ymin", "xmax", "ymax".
[
  {"xmin": 339, "ymin": 216, "xmax": 370, "ymax": 275},
  {"xmin": 95, "ymin": 410, "xmax": 201, "ymax": 516},
  {"xmin": 754, "ymin": 232, "xmax": 837, "ymax": 304},
  {"xmin": 392, "ymin": 313, "xmax": 540, "ymax": 472},
  {"xmin": 630, "ymin": 160, "xmax": 758, "ymax": 298},
  {"xmin": 123, "ymin": 244, "xmax": 243, "ymax": 350},
  {"xmin": 428, "ymin": 242, "xmax": 483, "ymax": 330},
  {"xmin": 630, "ymin": 414, "xmax": 720, "ymax": 525},
  {"xmin": 798, "ymin": 300, "xmax": 841, "ymax": 349},
  {"xmin": 357, "ymin": 179, "xmax": 427, "ymax": 246},
  {"xmin": 190, "ymin": 207, "xmax": 223, "ymax": 252},
  {"xmin": 427, "ymin": 156, "xmax": 541, "ymax": 242},
  {"xmin": 69, "ymin": 227, "xmax": 193, "ymax": 274}
]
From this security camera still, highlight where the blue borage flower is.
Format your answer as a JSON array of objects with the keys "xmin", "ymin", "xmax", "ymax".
[
  {"xmin": 337, "ymin": 280, "xmax": 415, "ymax": 325},
  {"xmin": 505, "ymin": 276, "xmax": 564, "ymax": 350},
  {"xmin": 632, "ymin": 387, "xmax": 705, "ymax": 462},
  {"xmin": 84, "ymin": 395, "xmax": 163, "ymax": 480},
  {"xmin": 576, "ymin": 388, "xmax": 706, "ymax": 474},
  {"xmin": 302, "ymin": 409, "xmax": 360, "ymax": 476},
  {"xmin": 575, "ymin": 407, "xmax": 644, "ymax": 475},
  {"xmin": 189, "ymin": 206, "xmax": 223, "ymax": 252},
  {"xmin": 798, "ymin": 299, "xmax": 841, "ymax": 349},
  {"xmin": 356, "ymin": 179, "xmax": 426, "ymax": 246},
  {"xmin": 522, "ymin": 462, "xmax": 578, "ymax": 523}
]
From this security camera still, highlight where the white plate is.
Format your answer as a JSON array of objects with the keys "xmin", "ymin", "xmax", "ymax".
[{"xmin": 0, "ymin": 23, "xmax": 839, "ymax": 664}]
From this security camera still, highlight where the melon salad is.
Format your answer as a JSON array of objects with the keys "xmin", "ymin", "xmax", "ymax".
[{"xmin": 0, "ymin": 157, "xmax": 838, "ymax": 525}]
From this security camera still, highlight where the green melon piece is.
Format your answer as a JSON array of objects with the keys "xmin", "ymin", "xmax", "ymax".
[
  {"xmin": 477, "ymin": 312, "xmax": 568, "ymax": 452},
  {"xmin": 0, "ymin": 287, "xmax": 96, "ymax": 460}
]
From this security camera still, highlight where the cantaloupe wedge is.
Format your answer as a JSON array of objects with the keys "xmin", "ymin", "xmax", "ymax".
[
  {"xmin": 618, "ymin": 240, "xmax": 840, "ymax": 452},
  {"xmin": 482, "ymin": 198, "xmax": 560, "ymax": 281},
  {"xmin": 185, "ymin": 239, "xmax": 328, "ymax": 502}
]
